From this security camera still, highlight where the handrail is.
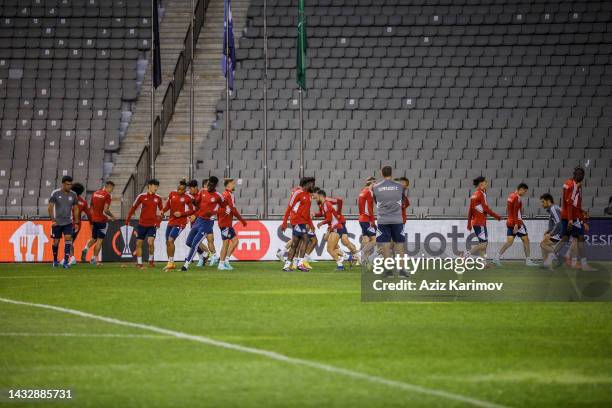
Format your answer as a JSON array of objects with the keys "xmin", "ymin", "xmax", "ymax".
[{"xmin": 120, "ymin": 0, "xmax": 211, "ymax": 217}]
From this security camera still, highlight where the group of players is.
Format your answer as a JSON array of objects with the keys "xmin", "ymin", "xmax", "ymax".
[
  {"xmin": 47, "ymin": 176, "xmax": 247, "ymax": 271},
  {"xmin": 465, "ymin": 166, "xmax": 595, "ymax": 271},
  {"xmin": 47, "ymin": 164, "xmax": 594, "ymax": 271}
]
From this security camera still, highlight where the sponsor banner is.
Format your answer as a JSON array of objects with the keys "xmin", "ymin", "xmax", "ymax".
[
  {"xmin": 0, "ymin": 220, "xmax": 92, "ymax": 262},
  {"xmin": 101, "ymin": 219, "xmax": 549, "ymax": 262},
  {"xmin": 2, "ymin": 218, "xmax": 610, "ymax": 262},
  {"xmin": 585, "ymin": 218, "xmax": 612, "ymax": 261}
]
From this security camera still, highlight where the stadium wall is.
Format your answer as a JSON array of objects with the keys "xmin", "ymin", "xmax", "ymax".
[{"xmin": 2, "ymin": 219, "xmax": 611, "ymax": 263}]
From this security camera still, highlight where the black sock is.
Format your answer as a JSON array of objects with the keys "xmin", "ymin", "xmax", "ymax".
[{"xmin": 52, "ymin": 245, "xmax": 59, "ymax": 263}]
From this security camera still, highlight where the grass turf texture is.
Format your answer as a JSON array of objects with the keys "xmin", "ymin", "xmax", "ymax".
[{"xmin": 0, "ymin": 262, "xmax": 611, "ymax": 407}]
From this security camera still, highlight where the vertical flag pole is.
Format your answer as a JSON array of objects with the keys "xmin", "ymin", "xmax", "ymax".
[
  {"xmin": 298, "ymin": 88, "xmax": 304, "ymax": 178},
  {"xmin": 150, "ymin": 0, "xmax": 155, "ymax": 179},
  {"xmin": 189, "ymin": 0, "xmax": 195, "ymax": 179},
  {"xmin": 296, "ymin": 0, "xmax": 306, "ymax": 179},
  {"xmin": 224, "ymin": 0, "xmax": 231, "ymax": 178},
  {"xmin": 263, "ymin": 0, "xmax": 269, "ymax": 217}
]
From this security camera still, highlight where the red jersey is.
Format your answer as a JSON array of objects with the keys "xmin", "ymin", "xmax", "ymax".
[
  {"xmin": 326, "ymin": 196, "xmax": 343, "ymax": 214},
  {"xmin": 282, "ymin": 188, "xmax": 314, "ymax": 228},
  {"xmin": 319, "ymin": 198, "xmax": 345, "ymax": 229},
  {"xmin": 467, "ymin": 188, "xmax": 501, "ymax": 229},
  {"xmin": 561, "ymin": 178, "xmax": 584, "ymax": 221},
  {"xmin": 218, "ymin": 189, "xmax": 245, "ymax": 228},
  {"xmin": 506, "ymin": 192, "xmax": 524, "ymax": 228},
  {"xmin": 74, "ymin": 196, "xmax": 92, "ymax": 224},
  {"xmin": 358, "ymin": 187, "xmax": 375, "ymax": 224},
  {"xmin": 163, "ymin": 191, "xmax": 195, "ymax": 227},
  {"xmin": 90, "ymin": 189, "xmax": 112, "ymax": 223},
  {"xmin": 401, "ymin": 195, "xmax": 410, "ymax": 223},
  {"xmin": 126, "ymin": 192, "xmax": 163, "ymax": 227},
  {"xmin": 194, "ymin": 189, "xmax": 225, "ymax": 220},
  {"xmin": 281, "ymin": 187, "xmax": 301, "ymax": 226}
]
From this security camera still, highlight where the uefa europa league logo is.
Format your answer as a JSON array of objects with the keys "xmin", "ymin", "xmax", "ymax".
[{"xmin": 119, "ymin": 224, "xmax": 134, "ymax": 258}]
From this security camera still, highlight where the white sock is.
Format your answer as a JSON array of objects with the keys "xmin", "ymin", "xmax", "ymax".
[
  {"xmin": 184, "ymin": 260, "xmax": 191, "ymax": 268},
  {"xmin": 168, "ymin": 257, "xmax": 173, "ymax": 262},
  {"xmin": 284, "ymin": 260, "xmax": 292, "ymax": 268},
  {"xmin": 304, "ymin": 253, "xmax": 311, "ymax": 261},
  {"xmin": 137, "ymin": 256, "xmax": 142, "ymax": 264},
  {"xmin": 581, "ymin": 258, "xmax": 588, "ymax": 266},
  {"xmin": 283, "ymin": 256, "xmax": 288, "ymax": 262},
  {"xmin": 337, "ymin": 260, "xmax": 343, "ymax": 266}
]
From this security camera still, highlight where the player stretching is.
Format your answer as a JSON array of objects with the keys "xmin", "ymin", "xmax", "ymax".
[
  {"xmin": 539, "ymin": 193, "xmax": 562, "ymax": 267},
  {"xmin": 554, "ymin": 167, "xmax": 595, "ymax": 270},
  {"xmin": 182, "ymin": 176, "xmax": 224, "ymax": 271},
  {"xmin": 493, "ymin": 183, "xmax": 537, "ymax": 266},
  {"xmin": 82, "ymin": 181, "xmax": 116, "ymax": 264},
  {"xmin": 162, "ymin": 179, "xmax": 195, "ymax": 271},
  {"xmin": 280, "ymin": 177, "xmax": 316, "ymax": 272},
  {"xmin": 277, "ymin": 184, "xmax": 317, "ymax": 265},
  {"xmin": 126, "ymin": 179, "xmax": 163, "ymax": 269},
  {"xmin": 69, "ymin": 182, "xmax": 92, "ymax": 265},
  {"xmin": 358, "ymin": 177, "xmax": 377, "ymax": 262},
  {"xmin": 466, "ymin": 176, "xmax": 501, "ymax": 263},
  {"xmin": 315, "ymin": 190, "xmax": 358, "ymax": 270},
  {"xmin": 218, "ymin": 178, "xmax": 247, "ymax": 270},
  {"xmin": 48, "ymin": 176, "xmax": 80, "ymax": 268}
]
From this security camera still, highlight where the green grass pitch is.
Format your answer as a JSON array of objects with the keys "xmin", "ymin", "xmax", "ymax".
[{"xmin": 0, "ymin": 261, "xmax": 611, "ymax": 407}]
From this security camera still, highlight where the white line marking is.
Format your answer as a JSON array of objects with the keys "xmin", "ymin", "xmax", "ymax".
[
  {"xmin": 0, "ymin": 297, "xmax": 508, "ymax": 408},
  {"xmin": 0, "ymin": 332, "xmax": 171, "ymax": 339}
]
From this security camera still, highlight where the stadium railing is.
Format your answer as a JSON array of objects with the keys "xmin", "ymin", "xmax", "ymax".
[{"xmin": 119, "ymin": 0, "xmax": 210, "ymax": 218}]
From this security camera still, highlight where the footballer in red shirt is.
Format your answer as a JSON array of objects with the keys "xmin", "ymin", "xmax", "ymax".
[
  {"xmin": 466, "ymin": 176, "xmax": 502, "ymax": 260},
  {"xmin": 126, "ymin": 179, "xmax": 163, "ymax": 268},
  {"xmin": 82, "ymin": 181, "xmax": 116, "ymax": 264},
  {"xmin": 161, "ymin": 179, "xmax": 195, "ymax": 271},
  {"xmin": 314, "ymin": 190, "xmax": 358, "ymax": 270},
  {"xmin": 69, "ymin": 182, "xmax": 93, "ymax": 265},
  {"xmin": 357, "ymin": 176, "xmax": 377, "ymax": 258},
  {"xmin": 280, "ymin": 177, "xmax": 316, "ymax": 272},
  {"xmin": 182, "ymin": 176, "xmax": 226, "ymax": 271},
  {"xmin": 493, "ymin": 183, "xmax": 536, "ymax": 267},
  {"xmin": 217, "ymin": 178, "xmax": 247, "ymax": 270},
  {"xmin": 554, "ymin": 167, "xmax": 595, "ymax": 270}
]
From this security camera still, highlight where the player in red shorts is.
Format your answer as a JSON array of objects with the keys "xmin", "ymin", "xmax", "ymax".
[
  {"xmin": 162, "ymin": 179, "xmax": 195, "ymax": 271},
  {"xmin": 217, "ymin": 178, "xmax": 247, "ymax": 270},
  {"xmin": 69, "ymin": 182, "xmax": 92, "ymax": 265},
  {"xmin": 280, "ymin": 177, "xmax": 316, "ymax": 272},
  {"xmin": 82, "ymin": 181, "xmax": 116, "ymax": 265},
  {"xmin": 493, "ymin": 183, "xmax": 537, "ymax": 267},
  {"xmin": 126, "ymin": 179, "xmax": 163, "ymax": 268},
  {"xmin": 314, "ymin": 190, "xmax": 358, "ymax": 270},
  {"xmin": 466, "ymin": 176, "xmax": 502, "ymax": 262}
]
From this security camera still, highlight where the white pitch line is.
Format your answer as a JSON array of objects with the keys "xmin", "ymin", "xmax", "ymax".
[
  {"xmin": 0, "ymin": 332, "xmax": 171, "ymax": 339},
  {"xmin": 0, "ymin": 297, "xmax": 508, "ymax": 408}
]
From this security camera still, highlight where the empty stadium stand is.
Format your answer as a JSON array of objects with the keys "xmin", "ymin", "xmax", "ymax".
[
  {"xmin": 197, "ymin": 0, "xmax": 612, "ymax": 217},
  {"xmin": 0, "ymin": 0, "xmax": 153, "ymax": 216}
]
